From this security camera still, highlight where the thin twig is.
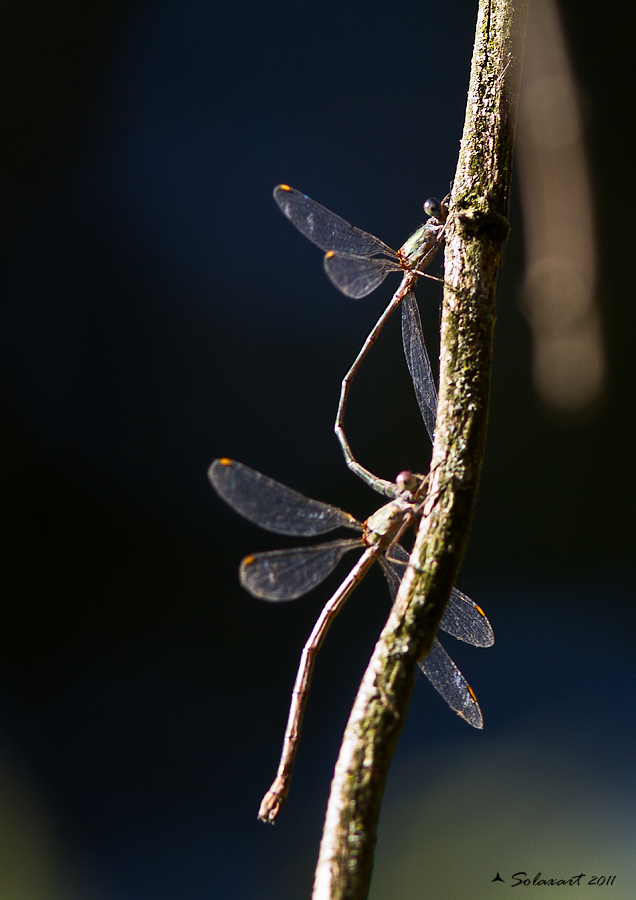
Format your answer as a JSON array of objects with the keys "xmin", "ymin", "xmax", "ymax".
[{"xmin": 311, "ymin": 2, "xmax": 529, "ymax": 898}]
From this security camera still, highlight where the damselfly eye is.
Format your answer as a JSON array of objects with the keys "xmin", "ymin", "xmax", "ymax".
[
  {"xmin": 395, "ymin": 470, "xmax": 420, "ymax": 494},
  {"xmin": 423, "ymin": 197, "xmax": 443, "ymax": 219}
]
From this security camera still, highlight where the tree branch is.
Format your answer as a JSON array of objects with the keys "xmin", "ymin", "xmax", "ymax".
[{"xmin": 311, "ymin": 2, "xmax": 529, "ymax": 898}]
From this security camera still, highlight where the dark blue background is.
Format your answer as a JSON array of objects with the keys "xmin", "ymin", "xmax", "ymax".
[{"xmin": 0, "ymin": 1, "xmax": 634, "ymax": 897}]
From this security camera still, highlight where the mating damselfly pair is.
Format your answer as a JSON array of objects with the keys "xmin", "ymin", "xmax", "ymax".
[{"xmin": 209, "ymin": 186, "xmax": 494, "ymax": 824}]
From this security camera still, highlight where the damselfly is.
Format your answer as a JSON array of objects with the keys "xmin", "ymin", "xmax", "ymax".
[
  {"xmin": 209, "ymin": 458, "xmax": 493, "ymax": 823},
  {"xmin": 274, "ymin": 184, "xmax": 447, "ymax": 496}
]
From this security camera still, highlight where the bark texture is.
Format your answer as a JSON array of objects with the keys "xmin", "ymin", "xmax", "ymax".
[{"xmin": 312, "ymin": 2, "xmax": 529, "ymax": 898}]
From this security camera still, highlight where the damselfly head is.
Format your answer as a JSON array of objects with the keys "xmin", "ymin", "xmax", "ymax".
[
  {"xmin": 395, "ymin": 470, "xmax": 426, "ymax": 497},
  {"xmin": 395, "ymin": 470, "xmax": 417, "ymax": 493},
  {"xmin": 423, "ymin": 197, "xmax": 443, "ymax": 219}
]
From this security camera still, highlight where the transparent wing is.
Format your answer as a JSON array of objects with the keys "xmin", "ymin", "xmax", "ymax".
[
  {"xmin": 274, "ymin": 184, "xmax": 398, "ymax": 259},
  {"xmin": 383, "ymin": 546, "xmax": 494, "ymax": 648},
  {"xmin": 239, "ymin": 539, "xmax": 361, "ymax": 601},
  {"xmin": 401, "ymin": 291, "xmax": 438, "ymax": 442},
  {"xmin": 419, "ymin": 639, "xmax": 484, "ymax": 729},
  {"xmin": 323, "ymin": 252, "xmax": 401, "ymax": 298},
  {"xmin": 440, "ymin": 588, "xmax": 494, "ymax": 648},
  {"xmin": 378, "ymin": 553, "xmax": 404, "ymax": 598},
  {"xmin": 209, "ymin": 459, "xmax": 361, "ymax": 536},
  {"xmin": 380, "ymin": 554, "xmax": 485, "ymax": 729}
]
